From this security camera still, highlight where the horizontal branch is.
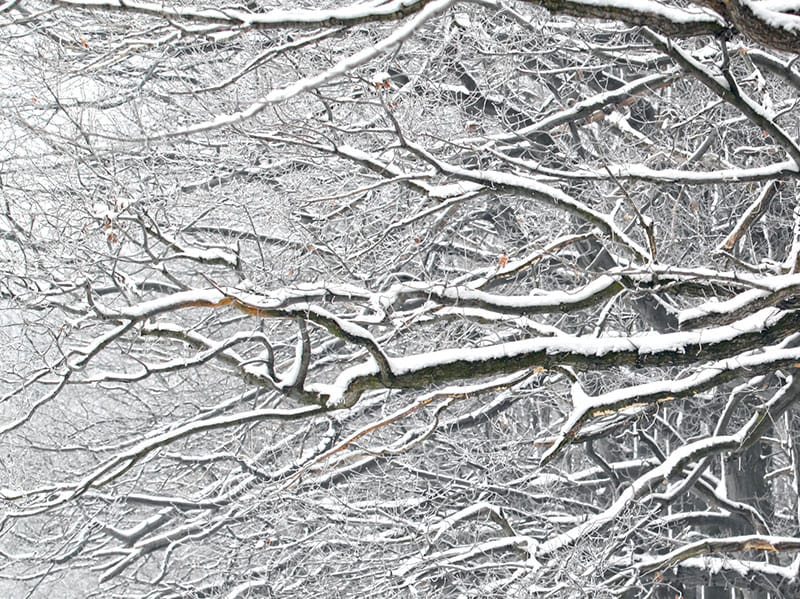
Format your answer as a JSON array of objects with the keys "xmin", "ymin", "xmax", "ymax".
[
  {"xmin": 637, "ymin": 534, "xmax": 800, "ymax": 575},
  {"xmin": 527, "ymin": 0, "xmax": 726, "ymax": 38},
  {"xmin": 679, "ymin": 272, "xmax": 800, "ymax": 329},
  {"xmin": 647, "ymin": 553, "xmax": 800, "ymax": 592},
  {"xmin": 320, "ymin": 307, "xmax": 800, "ymax": 407},
  {"xmin": 385, "ymin": 275, "xmax": 623, "ymax": 315},
  {"xmin": 52, "ymin": 0, "xmax": 437, "ymax": 28},
  {"xmin": 512, "ymin": 159, "xmax": 798, "ymax": 185}
]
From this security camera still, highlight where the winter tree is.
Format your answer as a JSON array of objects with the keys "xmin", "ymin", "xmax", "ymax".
[{"xmin": 3, "ymin": 0, "xmax": 800, "ymax": 597}]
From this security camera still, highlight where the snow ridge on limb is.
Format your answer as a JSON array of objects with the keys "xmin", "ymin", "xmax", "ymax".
[
  {"xmin": 384, "ymin": 275, "xmax": 624, "ymax": 314},
  {"xmin": 679, "ymin": 271, "xmax": 800, "ymax": 328},
  {"xmin": 91, "ymin": 282, "xmax": 800, "ymax": 411},
  {"xmin": 52, "ymin": 0, "xmax": 436, "ymax": 28},
  {"xmin": 518, "ymin": 159, "xmax": 798, "ymax": 184},
  {"xmin": 717, "ymin": 179, "xmax": 782, "ymax": 252},
  {"xmin": 539, "ymin": 344, "xmax": 800, "ymax": 465},
  {"xmin": 636, "ymin": 534, "xmax": 800, "ymax": 576},
  {"xmin": 464, "ymin": 71, "xmax": 677, "ymax": 145},
  {"xmin": 128, "ymin": 0, "xmax": 455, "ymax": 139},
  {"xmin": 724, "ymin": 0, "xmax": 800, "ymax": 53},
  {"xmin": 530, "ymin": 0, "xmax": 800, "ymax": 54},
  {"xmin": 529, "ymin": 0, "xmax": 726, "ymax": 37},
  {"xmin": 321, "ymin": 307, "xmax": 800, "ymax": 408},
  {"xmin": 629, "ymin": 553, "xmax": 800, "ymax": 592}
]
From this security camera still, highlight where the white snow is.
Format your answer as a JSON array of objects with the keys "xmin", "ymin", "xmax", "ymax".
[
  {"xmin": 551, "ymin": 0, "xmax": 724, "ymax": 25},
  {"xmin": 748, "ymin": 0, "xmax": 800, "ymax": 34},
  {"xmin": 56, "ymin": 0, "xmax": 437, "ymax": 27},
  {"xmin": 680, "ymin": 272, "xmax": 800, "ymax": 325},
  {"xmin": 388, "ymin": 275, "xmax": 619, "ymax": 311},
  {"xmin": 137, "ymin": 0, "xmax": 456, "ymax": 139}
]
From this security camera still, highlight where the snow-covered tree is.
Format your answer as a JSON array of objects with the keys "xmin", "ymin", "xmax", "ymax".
[{"xmin": 4, "ymin": 1, "xmax": 800, "ymax": 597}]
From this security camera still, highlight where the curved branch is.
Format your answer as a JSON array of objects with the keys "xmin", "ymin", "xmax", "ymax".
[
  {"xmin": 52, "ymin": 0, "xmax": 439, "ymax": 29},
  {"xmin": 528, "ymin": 0, "xmax": 726, "ymax": 38}
]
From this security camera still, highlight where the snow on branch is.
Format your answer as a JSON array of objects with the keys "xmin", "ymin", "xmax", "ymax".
[
  {"xmin": 529, "ymin": 0, "xmax": 726, "ymax": 37},
  {"xmin": 679, "ymin": 272, "xmax": 800, "ymax": 328},
  {"xmin": 402, "ymin": 140, "xmax": 651, "ymax": 261},
  {"xmin": 636, "ymin": 534, "xmax": 800, "ymax": 576},
  {"xmin": 467, "ymin": 71, "xmax": 678, "ymax": 145},
  {"xmin": 133, "ymin": 0, "xmax": 455, "ymax": 139},
  {"xmin": 642, "ymin": 28, "xmax": 800, "ymax": 165},
  {"xmin": 541, "ymin": 352, "xmax": 800, "ymax": 464},
  {"xmin": 520, "ymin": 159, "xmax": 798, "ymax": 184},
  {"xmin": 537, "ymin": 407, "xmax": 770, "ymax": 558},
  {"xmin": 384, "ymin": 275, "xmax": 623, "ymax": 315},
  {"xmin": 726, "ymin": 0, "xmax": 800, "ymax": 53},
  {"xmin": 717, "ymin": 179, "xmax": 782, "ymax": 251},
  {"xmin": 635, "ymin": 553, "xmax": 800, "ymax": 592},
  {"xmin": 4, "ymin": 404, "xmax": 323, "ymax": 511},
  {"xmin": 52, "ymin": 0, "xmax": 438, "ymax": 29},
  {"xmin": 321, "ymin": 307, "xmax": 800, "ymax": 407}
]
